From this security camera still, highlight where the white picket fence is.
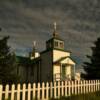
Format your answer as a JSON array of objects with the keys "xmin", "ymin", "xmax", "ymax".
[{"xmin": 0, "ymin": 80, "xmax": 100, "ymax": 100}]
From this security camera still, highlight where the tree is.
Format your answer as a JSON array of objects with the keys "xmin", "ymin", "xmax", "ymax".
[
  {"xmin": 0, "ymin": 36, "xmax": 19, "ymax": 85},
  {"xmin": 83, "ymin": 37, "xmax": 100, "ymax": 79}
]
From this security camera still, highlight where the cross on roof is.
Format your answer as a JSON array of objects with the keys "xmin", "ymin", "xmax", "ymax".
[{"xmin": 53, "ymin": 22, "xmax": 58, "ymax": 37}]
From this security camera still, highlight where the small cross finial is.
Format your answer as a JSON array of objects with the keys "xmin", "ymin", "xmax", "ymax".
[
  {"xmin": 54, "ymin": 22, "xmax": 57, "ymax": 31},
  {"xmin": 33, "ymin": 41, "xmax": 36, "ymax": 47},
  {"xmin": 53, "ymin": 22, "xmax": 58, "ymax": 37}
]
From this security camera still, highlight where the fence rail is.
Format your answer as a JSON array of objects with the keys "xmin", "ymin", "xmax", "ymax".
[{"xmin": 0, "ymin": 80, "xmax": 100, "ymax": 100}]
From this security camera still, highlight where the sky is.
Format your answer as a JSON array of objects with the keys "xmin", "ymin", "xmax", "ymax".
[{"xmin": 0, "ymin": 0, "xmax": 100, "ymax": 72}]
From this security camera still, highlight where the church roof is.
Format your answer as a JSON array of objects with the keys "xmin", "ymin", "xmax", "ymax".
[
  {"xmin": 54, "ymin": 56, "xmax": 75, "ymax": 65},
  {"xmin": 16, "ymin": 56, "xmax": 31, "ymax": 65},
  {"xmin": 46, "ymin": 36, "xmax": 64, "ymax": 43},
  {"xmin": 16, "ymin": 56, "xmax": 40, "ymax": 65}
]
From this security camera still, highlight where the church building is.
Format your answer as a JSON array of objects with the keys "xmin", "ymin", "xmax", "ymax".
[{"xmin": 17, "ymin": 23, "xmax": 78, "ymax": 83}]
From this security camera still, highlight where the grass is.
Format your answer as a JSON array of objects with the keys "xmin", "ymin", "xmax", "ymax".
[{"xmin": 50, "ymin": 91, "xmax": 100, "ymax": 100}]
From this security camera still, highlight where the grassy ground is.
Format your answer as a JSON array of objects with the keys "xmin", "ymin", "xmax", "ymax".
[{"xmin": 50, "ymin": 91, "xmax": 100, "ymax": 100}]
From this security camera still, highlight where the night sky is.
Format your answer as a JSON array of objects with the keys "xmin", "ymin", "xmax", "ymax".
[{"xmin": 0, "ymin": 0, "xmax": 100, "ymax": 72}]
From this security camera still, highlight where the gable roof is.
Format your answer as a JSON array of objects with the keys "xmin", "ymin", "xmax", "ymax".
[{"xmin": 54, "ymin": 56, "xmax": 76, "ymax": 65}]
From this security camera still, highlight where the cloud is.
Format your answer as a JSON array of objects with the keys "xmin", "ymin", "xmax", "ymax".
[{"xmin": 0, "ymin": 0, "xmax": 100, "ymax": 72}]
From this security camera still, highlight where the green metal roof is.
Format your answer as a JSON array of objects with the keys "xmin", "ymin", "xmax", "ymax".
[{"xmin": 16, "ymin": 56, "xmax": 40, "ymax": 65}]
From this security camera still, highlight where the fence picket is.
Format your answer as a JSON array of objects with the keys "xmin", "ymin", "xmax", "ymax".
[
  {"xmin": 33, "ymin": 83, "xmax": 36, "ymax": 99},
  {"xmin": 54, "ymin": 82, "xmax": 56, "ymax": 98},
  {"xmin": 42, "ymin": 82, "xmax": 45, "ymax": 99},
  {"xmin": 96, "ymin": 80, "xmax": 98, "ymax": 91},
  {"xmin": 83, "ymin": 80, "xmax": 86, "ymax": 93},
  {"xmin": 22, "ymin": 84, "xmax": 26, "ymax": 100},
  {"xmin": 11, "ymin": 84, "xmax": 15, "ymax": 100},
  {"xmin": 97, "ymin": 80, "xmax": 99, "ymax": 91},
  {"xmin": 28, "ymin": 83, "xmax": 31, "ymax": 100},
  {"xmin": 65, "ymin": 81, "xmax": 68, "ymax": 96},
  {"xmin": 93, "ymin": 80, "xmax": 96, "ymax": 92},
  {"xmin": 58, "ymin": 81, "xmax": 60, "ymax": 98},
  {"xmin": 17, "ymin": 84, "xmax": 21, "ymax": 100},
  {"xmin": 77, "ymin": 81, "xmax": 80, "ymax": 94},
  {"xmin": 5, "ymin": 84, "xmax": 9, "ymax": 99},
  {"xmin": 0, "ymin": 85, "xmax": 2, "ymax": 100},
  {"xmin": 80, "ymin": 81, "xmax": 83, "ymax": 94},
  {"xmin": 50, "ymin": 82, "xmax": 53, "ymax": 98},
  {"xmin": 71, "ymin": 81, "xmax": 74, "ymax": 95},
  {"xmin": 37, "ymin": 83, "xmax": 40, "ymax": 99},
  {"xmin": 61, "ymin": 81, "xmax": 64, "ymax": 96},
  {"xmin": 46, "ymin": 82, "xmax": 49, "ymax": 99},
  {"xmin": 68, "ymin": 81, "xmax": 71, "ymax": 96},
  {"xmin": 74, "ymin": 81, "xmax": 77, "ymax": 95},
  {"xmin": 0, "ymin": 80, "xmax": 100, "ymax": 100}
]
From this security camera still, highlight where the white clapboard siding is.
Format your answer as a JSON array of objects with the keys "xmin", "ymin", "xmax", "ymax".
[{"xmin": 0, "ymin": 80, "xmax": 100, "ymax": 100}]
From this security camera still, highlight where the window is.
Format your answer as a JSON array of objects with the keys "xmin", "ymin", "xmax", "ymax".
[
  {"xmin": 54, "ymin": 41, "xmax": 58, "ymax": 47},
  {"xmin": 60, "ymin": 42, "xmax": 64, "ymax": 48},
  {"xmin": 62, "ymin": 65, "xmax": 66, "ymax": 78}
]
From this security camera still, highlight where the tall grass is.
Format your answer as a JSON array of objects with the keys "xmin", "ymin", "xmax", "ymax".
[{"xmin": 50, "ymin": 91, "xmax": 100, "ymax": 100}]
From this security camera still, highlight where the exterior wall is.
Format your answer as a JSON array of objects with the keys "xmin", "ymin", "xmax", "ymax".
[
  {"xmin": 75, "ymin": 72, "xmax": 81, "ymax": 80},
  {"xmin": 18, "ymin": 62, "xmax": 41, "ymax": 83},
  {"xmin": 40, "ymin": 51, "xmax": 53, "ymax": 82},
  {"xmin": 53, "ymin": 50, "xmax": 70, "ymax": 62},
  {"xmin": 18, "ymin": 65, "xmax": 28, "ymax": 83}
]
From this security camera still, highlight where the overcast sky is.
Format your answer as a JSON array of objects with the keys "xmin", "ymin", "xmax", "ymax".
[{"xmin": 0, "ymin": 0, "xmax": 100, "ymax": 72}]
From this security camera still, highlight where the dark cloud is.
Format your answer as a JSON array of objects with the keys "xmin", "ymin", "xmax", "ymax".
[{"xmin": 0, "ymin": 0, "xmax": 100, "ymax": 72}]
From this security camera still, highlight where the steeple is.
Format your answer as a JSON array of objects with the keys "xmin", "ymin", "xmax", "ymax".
[
  {"xmin": 53, "ymin": 22, "xmax": 58, "ymax": 37},
  {"xmin": 46, "ymin": 22, "xmax": 64, "ymax": 50},
  {"xmin": 29, "ymin": 41, "xmax": 36, "ymax": 59},
  {"xmin": 32, "ymin": 41, "xmax": 36, "ymax": 57}
]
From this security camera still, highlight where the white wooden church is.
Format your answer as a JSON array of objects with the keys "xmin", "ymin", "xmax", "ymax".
[{"xmin": 17, "ymin": 23, "xmax": 80, "ymax": 83}]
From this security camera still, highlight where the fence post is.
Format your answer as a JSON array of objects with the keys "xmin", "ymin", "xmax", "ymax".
[
  {"xmin": 37, "ymin": 83, "xmax": 40, "ymax": 99},
  {"xmin": 0, "ymin": 85, "xmax": 2, "ymax": 100},
  {"xmin": 17, "ymin": 84, "xmax": 21, "ymax": 100},
  {"xmin": 46, "ymin": 82, "xmax": 49, "ymax": 99},
  {"xmin": 42, "ymin": 82, "xmax": 45, "ymax": 100},
  {"xmin": 11, "ymin": 84, "xmax": 15, "ymax": 100},
  {"xmin": 5, "ymin": 84, "xmax": 9, "ymax": 100},
  {"xmin": 50, "ymin": 82, "xmax": 53, "ymax": 98},
  {"xmin": 22, "ymin": 84, "xmax": 26, "ymax": 100},
  {"xmin": 28, "ymin": 83, "xmax": 31, "ymax": 100},
  {"xmin": 33, "ymin": 83, "xmax": 36, "ymax": 99}
]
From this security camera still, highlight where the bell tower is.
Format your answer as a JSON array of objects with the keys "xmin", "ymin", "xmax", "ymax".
[{"xmin": 46, "ymin": 22, "xmax": 64, "ymax": 50}]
